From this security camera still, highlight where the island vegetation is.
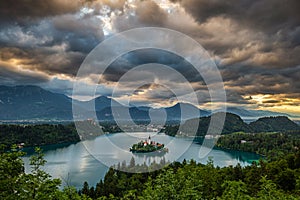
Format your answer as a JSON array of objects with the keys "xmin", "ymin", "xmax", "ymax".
[{"xmin": 130, "ymin": 136, "xmax": 167, "ymax": 153}]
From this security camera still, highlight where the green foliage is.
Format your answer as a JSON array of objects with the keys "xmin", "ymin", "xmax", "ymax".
[
  {"xmin": 163, "ymin": 113, "xmax": 300, "ymax": 137},
  {"xmin": 0, "ymin": 147, "xmax": 62, "ymax": 199},
  {"xmin": 16, "ymin": 147, "xmax": 62, "ymax": 199},
  {"xmin": 0, "ymin": 145, "xmax": 25, "ymax": 199},
  {"xmin": 164, "ymin": 112, "xmax": 253, "ymax": 137},
  {"xmin": 163, "ymin": 124, "xmax": 179, "ymax": 137},
  {"xmin": 0, "ymin": 147, "xmax": 92, "ymax": 199},
  {"xmin": 256, "ymin": 176, "xmax": 299, "ymax": 200},
  {"xmin": 1, "ymin": 145, "xmax": 300, "ymax": 199},
  {"xmin": 141, "ymin": 167, "xmax": 203, "ymax": 200},
  {"xmin": 79, "ymin": 153, "xmax": 300, "ymax": 200},
  {"xmin": 130, "ymin": 141, "xmax": 166, "ymax": 153},
  {"xmin": 0, "ymin": 124, "xmax": 80, "ymax": 147},
  {"xmin": 219, "ymin": 180, "xmax": 251, "ymax": 200},
  {"xmin": 216, "ymin": 132, "xmax": 300, "ymax": 159},
  {"xmin": 250, "ymin": 116, "xmax": 300, "ymax": 132},
  {"xmin": 61, "ymin": 187, "xmax": 89, "ymax": 200},
  {"xmin": 100, "ymin": 122, "xmax": 123, "ymax": 134},
  {"xmin": 2, "ymin": 128, "xmax": 300, "ymax": 200}
]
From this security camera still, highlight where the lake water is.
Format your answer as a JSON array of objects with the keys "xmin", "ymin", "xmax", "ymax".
[{"xmin": 22, "ymin": 132, "xmax": 261, "ymax": 189}]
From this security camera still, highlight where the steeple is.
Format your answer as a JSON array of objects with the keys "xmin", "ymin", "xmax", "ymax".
[{"xmin": 148, "ymin": 135, "xmax": 151, "ymax": 144}]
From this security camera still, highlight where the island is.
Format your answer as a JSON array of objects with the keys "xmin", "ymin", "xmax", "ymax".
[{"xmin": 130, "ymin": 136, "xmax": 168, "ymax": 153}]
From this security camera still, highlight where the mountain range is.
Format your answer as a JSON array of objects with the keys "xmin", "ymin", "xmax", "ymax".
[{"xmin": 0, "ymin": 85, "xmax": 297, "ymax": 122}]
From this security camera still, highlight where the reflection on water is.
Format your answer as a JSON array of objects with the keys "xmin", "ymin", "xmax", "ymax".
[{"xmin": 23, "ymin": 132, "xmax": 262, "ymax": 189}]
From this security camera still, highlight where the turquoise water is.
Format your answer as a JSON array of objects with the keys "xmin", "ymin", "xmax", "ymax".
[{"xmin": 22, "ymin": 132, "xmax": 261, "ymax": 188}]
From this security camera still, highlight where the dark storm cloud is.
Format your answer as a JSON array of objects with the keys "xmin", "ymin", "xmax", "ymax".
[
  {"xmin": 0, "ymin": 11, "xmax": 104, "ymax": 77},
  {"xmin": 102, "ymin": 49, "xmax": 204, "ymax": 85},
  {"xmin": 0, "ymin": 0, "xmax": 83, "ymax": 24},
  {"xmin": 130, "ymin": 84, "xmax": 178, "ymax": 105},
  {"xmin": 51, "ymin": 14, "xmax": 104, "ymax": 53},
  {"xmin": 262, "ymin": 100, "xmax": 281, "ymax": 104},
  {"xmin": 221, "ymin": 63, "xmax": 300, "ymax": 98},
  {"xmin": 171, "ymin": 0, "xmax": 300, "ymax": 33},
  {"xmin": 171, "ymin": 0, "xmax": 300, "ymax": 69},
  {"xmin": 0, "ymin": 0, "xmax": 299, "ymax": 112},
  {"xmin": 224, "ymin": 89, "xmax": 250, "ymax": 104}
]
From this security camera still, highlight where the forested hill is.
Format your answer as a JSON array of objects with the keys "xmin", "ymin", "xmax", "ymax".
[
  {"xmin": 250, "ymin": 116, "xmax": 300, "ymax": 132},
  {"xmin": 0, "ymin": 121, "xmax": 123, "ymax": 148},
  {"xmin": 0, "ymin": 124, "xmax": 79, "ymax": 147},
  {"xmin": 164, "ymin": 113, "xmax": 300, "ymax": 137}
]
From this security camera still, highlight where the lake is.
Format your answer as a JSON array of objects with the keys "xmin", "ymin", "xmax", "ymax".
[{"xmin": 22, "ymin": 132, "xmax": 261, "ymax": 189}]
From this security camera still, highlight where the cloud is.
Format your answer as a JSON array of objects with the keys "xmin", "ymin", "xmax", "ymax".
[
  {"xmin": 136, "ymin": 0, "xmax": 167, "ymax": 26},
  {"xmin": 0, "ymin": 0, "xmax": 299, "ymax": 113},
  {"xmin": 90, "ymin": 0, "xmax": 126, "ymax": 14},
  {"xmin": 171, "ymin": 0, "xmax": 300, "ymax": 33},
  {"xmin": 169, "ymin": 0, "xmax": 300, "ymax": 68},
  {"xmin": 0, "ymin": 45, "xmax": 86, "ymax": 77},
  {"xmin": 0, "ymin": 0, "xmax": 83, "ymax": 23},
  {"xmin": 101, "ymin": 49, "xmax": 206, "ymax": 87},
  {"xmin": 221, "ymin": 63, "xmax": 300, "ymax": 96},
  {"xmin": 112, "ymin": 0, "xmax": 169, "ymax": 31},
  {"xmin": 0, "ymin": 9, "xmax": 105, "ymax": 78},
  {"xmin": 0, "ymin": 60, "xmax": 49, "ymax": 85},
  {"xmin": 51, "ymin": 14, "xmax": 104, "ymax": 53}
]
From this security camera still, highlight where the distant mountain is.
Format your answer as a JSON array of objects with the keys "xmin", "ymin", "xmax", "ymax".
[
  {"xmin": 94, "ymin": 103, "xmax": 210, "ymax": 122},
  {"xmin": 250, "ymin": 116, "xmax": 300, "ymax": 132},
  {"xmin": 225, "ymin": 107, "xmax": 290, "ymax": 118},
  {"xmin": 0, "ymin": 85, "xmax": 297, "ymax": 124},
  {"xmin": 164, "ymin": 103, "xmax": 210, "ymax": 120},
  {"xmin": 80, "ymin": 96, "xmax": 123, "ymax": 112},
  {"xmin": 0, "ymin": 85, "xmax": 73, "ymax": 120},
  {"xmin": 74, "ymin": 96, "xmax": 124, "ymax": 119},
  {"xmin": 95, "ymin": 106, "xmax": 149, "ymax": 122}
]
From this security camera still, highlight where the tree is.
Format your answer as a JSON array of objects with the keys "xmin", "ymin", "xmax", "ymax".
[
  {"xmin": 0, "ymin": 145, "xmax": 25, "ymax": 199},
  {"xmin": 275, "ymin": 169, "xmax": 296, "ymax": 191},
  {"xmin": 257, "ymin": 176, "xmax": 286, "ymax": 200},
  {"xmin": 95, "ymin": 180, "xmax": 104, "ymax": 197},
  {"xmin": 82, "ymin": 181, "xmax": 90, "ymax": 196},
  {"xmin": 0, "ymin": 147, "xmax": 66, "ymax": 199},
  {"xmin": 129, "ymin": 157, "xmax": 135, "ymax": 168},
  {"xmin": 14, "ymin": 147, "xmax": 62, "ymax": 199},
  {"xmin": 219, "ymin": 180, "xmax": 251, "ymax": 200}
]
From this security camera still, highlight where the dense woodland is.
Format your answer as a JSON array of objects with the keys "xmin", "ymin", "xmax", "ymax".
[
  {"xmin": 0, "ymin": 124, "xmax": 79, "ymax": 147},
  {"xmin": 163, "ymin": 114, "xmax": 300, "ymax": 137},
  {"xmin": 1, "ymin": 145, "xmax": 300, "ymax": 199},
  {"xmin": 77, "ymin": 130, "xmax": 300, "ymax": 199},
  {"xmin": 216, "ymin": 131, "xmax": 300, "ymax": 159},
  {"xmin": 0, "ymin": 122, "xmax": 122, "ymax": 148},
  {"xmin": 79, "ymin": 153, "xmax": 300, "ymax": 199}
]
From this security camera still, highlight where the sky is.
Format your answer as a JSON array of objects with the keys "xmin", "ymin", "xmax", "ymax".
[{"xmin": 0, "ymin": 0, "xmax": 299, "ymax": 115}]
